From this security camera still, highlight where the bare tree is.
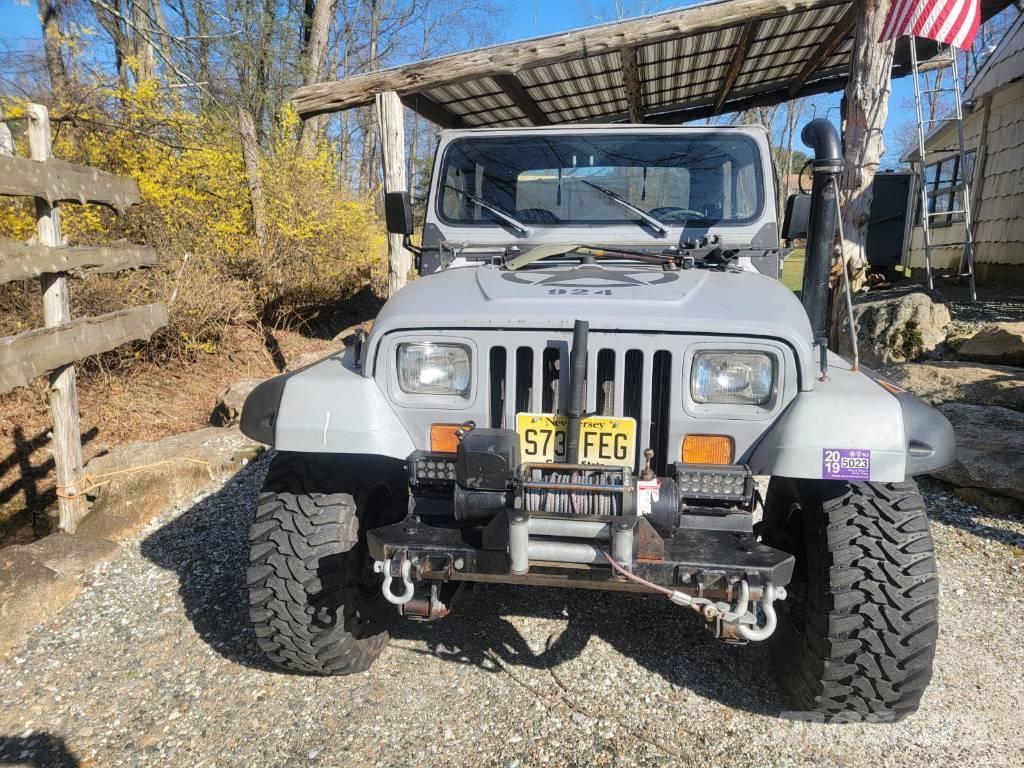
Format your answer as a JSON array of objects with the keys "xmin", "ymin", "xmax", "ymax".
[
  {"xmin": 297, "ymin": 0, "xmax": 339, "ymax": 157},
  {"xmin": 37, "ymin": 0, "xmax": 70, "ymax": 96}
]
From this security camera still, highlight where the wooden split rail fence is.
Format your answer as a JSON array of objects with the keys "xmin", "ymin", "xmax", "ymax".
[{"xmin": 0, "ymin": 103, "xmax": 167, "ymax": 533}]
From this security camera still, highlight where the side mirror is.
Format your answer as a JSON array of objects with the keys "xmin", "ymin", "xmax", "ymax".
[
  {"xmin": 781, "ymin": 193, "xmax": 811, "ymax": 242},
  {"xmin": 384, "ymin": 190, "xmax": 413, "ymax": 236}
]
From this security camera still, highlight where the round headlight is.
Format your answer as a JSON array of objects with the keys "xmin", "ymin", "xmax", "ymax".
[{"xmin": 691, "ymin": 352, "xmax": 774, "ymax": 405}]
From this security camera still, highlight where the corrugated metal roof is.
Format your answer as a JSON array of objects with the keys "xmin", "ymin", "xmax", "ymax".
[
  {"xmin": 294, "ymin": 0, "xmax": 1015, "ymax": 127},
  {"xmin": 423, "ymin": 1, "xmax": 860, "ymax": 126}
]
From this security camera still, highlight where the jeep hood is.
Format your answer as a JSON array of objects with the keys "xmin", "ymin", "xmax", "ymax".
[{"xmin": 368, "ymin": 263, "xmax": 815, "ymax": 386}]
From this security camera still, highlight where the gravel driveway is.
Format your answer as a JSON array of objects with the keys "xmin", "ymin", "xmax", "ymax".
[{"xmin": 2, "ymin": 455, "xmax": 1022, "ymax": 768}]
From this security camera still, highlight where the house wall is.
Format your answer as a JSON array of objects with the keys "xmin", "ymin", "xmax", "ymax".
[{"xmin": 904, "ymin": 77, "xmax": 1024, "ymax": 282}]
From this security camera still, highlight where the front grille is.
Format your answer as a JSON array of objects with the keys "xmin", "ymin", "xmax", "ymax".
[{"xmin": 487, "ymin": 338, "xmax": 673, "ymax": 475}]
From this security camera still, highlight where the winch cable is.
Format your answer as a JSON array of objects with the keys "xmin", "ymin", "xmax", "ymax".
[
  {"xmin": 601, "ymin": 550, "xmax": 694, "ymax": 608},
  {"xmin": 602, "ymin": 551, "xmax": 781, "ymax": 641}
]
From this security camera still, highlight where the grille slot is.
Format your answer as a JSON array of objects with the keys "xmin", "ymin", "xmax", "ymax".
[
  {"xmin": 515, "ymin": 347, "xmax": 533, "ymax": 413},
  {"xmin": 623, "ymin": 350, "xmax": 644, "ymax": 469},
  {"xmin": 542, "ymin": 348, "xmax": 560, "ymax": 413},
  {"xmin": 596, "ymin": 349, "xmax": 615, "ymax": 417},
  {"xmin": 489, "ymin": 347, "xmax": 507, "ymax": 428},
  {"xmin": 649, "ymin": 351, "xmax": 672, "ymax": 476}
]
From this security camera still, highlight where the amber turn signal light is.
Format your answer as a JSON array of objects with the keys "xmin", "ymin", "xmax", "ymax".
[
  {"xmin": 682, "ymin": 434, "xmax": 734, "ymax": 465},
  {"xmin": 430, "ymin": 424, "xmax": 462, "ymax": 453}
]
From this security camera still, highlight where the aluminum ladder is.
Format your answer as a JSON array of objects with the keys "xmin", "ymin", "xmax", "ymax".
[{"xmin": 908, "ymin": 38, "xmax": 978, "ymax": 302}]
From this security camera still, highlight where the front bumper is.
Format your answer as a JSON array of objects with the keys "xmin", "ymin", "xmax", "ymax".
[{"xmin": 366, "ymin": 508, "xmax": 794, "ymax": 601}]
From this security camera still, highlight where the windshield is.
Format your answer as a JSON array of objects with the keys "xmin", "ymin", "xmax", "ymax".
[{"xmin": 436, "ymin": 132, "xmax": 764, "ymax": 229}]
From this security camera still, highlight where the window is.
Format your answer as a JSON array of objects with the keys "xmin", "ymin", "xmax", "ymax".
[
  {"xmin": 919, "ymin": 150, "xmax": 975, "ymax": 228},
  {"xmin": 437, "ymin": 133, "xmax": 764, "ymax": 229}
]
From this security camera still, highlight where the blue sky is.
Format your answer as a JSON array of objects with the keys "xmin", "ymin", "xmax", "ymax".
[{"xmin": 0, "ymin": 0, "xmax": 914, "ymax": 166}]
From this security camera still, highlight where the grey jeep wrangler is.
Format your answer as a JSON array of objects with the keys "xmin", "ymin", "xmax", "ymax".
[{"xmin": 240, "ymin": 119, "xmax": 953, "ymax": 723}]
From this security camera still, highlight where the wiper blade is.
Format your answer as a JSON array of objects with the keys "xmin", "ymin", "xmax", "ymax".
[
  {"xmin": 579, "ymin": 179, "xmax": 669, "ymax": 236},
  {"xmin": 444, "ymin": 184, "xmax": 532, "ymax": 236},
  {"xmin": 505, "ymin": 243, "xmax": 674, "ymax": 271}
]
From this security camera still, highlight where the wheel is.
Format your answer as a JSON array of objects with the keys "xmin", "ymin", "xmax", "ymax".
[
  {"xmin": 247, "ymin": 452, "xmax": 397, "ymax": 675},
  {"xmin": 757, "ymin": 478, "xmax": 939, "ymax": 722}
]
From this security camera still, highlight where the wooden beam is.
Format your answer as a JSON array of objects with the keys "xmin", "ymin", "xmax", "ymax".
[
  {"xmin": 376, "ymin": 92, "xmax": 411, "ymax": 298},
  {"xmin": 787, "ymin": 3, "xmax": 857, "ymax": 98},
  {"xmin": 291, "ymin": 0, "xmax": 843, "ymax": 117},
  {"xmin": 0, "ymin": 240, "xmax": 156, "ymax": 284},
  {"xmin": 493, "ymin": 74, "xmax": 550, "ymax": 126},
  {"xmin": 0, "ymin": 303, "xmax": 168, "ymax": 395},
  {"xmin": 0, "ymin": 154, "xmax": 141, "ymax": 212},
  {"xmin": 620, "ymin": 47, "xmax": 644, "ymax": 123},
  {"xmin": 713, "ymin": 21, "xmax": 758, "ymax": 116},
  {"xmin": 400, "ymin": 94, "xmax": 466, "ymax": 129},
  {"xmin": 637, "ymin": 67, "xmax": 850, "ymax": 124}
]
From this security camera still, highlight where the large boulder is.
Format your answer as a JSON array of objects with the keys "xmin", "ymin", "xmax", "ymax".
[
  {"xmin": 834, "ymin": 287, "xmax": 951, "ymax": 368},
  {"xmin": 884, "ymin": 361, "xmax": 1024, "ymax": 411},
  {"xmin": 210, "ymin": 378, "xmax": 264, "ymax": 426},
  {"xmin": 77, "ymin": 427, "xmax": 264, "ymax": 541},
  {"xmin": 957, "ymin": 322, "xmax": 1024, "ymax": 366},
  {"xmin": 932, "ymin": 403, "xmax": 1024, "ymax": 512}
]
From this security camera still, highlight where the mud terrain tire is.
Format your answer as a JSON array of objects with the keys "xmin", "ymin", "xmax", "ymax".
[
  {"xmin": 247, "ymin": 453, "xmax": 394, "ymax": 675},
  {"xmin": 758, "ymin": 479, "xmax": 939, "ymax": 722}
]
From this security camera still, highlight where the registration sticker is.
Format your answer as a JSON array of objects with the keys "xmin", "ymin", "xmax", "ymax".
[{"xmin": 823, "ymin": 449, "xmax": 871, "ymax": 481}]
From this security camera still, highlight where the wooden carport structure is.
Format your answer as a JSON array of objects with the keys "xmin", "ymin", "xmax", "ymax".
[{"xmin": 291, "ymin": 0, "xmax": 1013, "ymax": 294}]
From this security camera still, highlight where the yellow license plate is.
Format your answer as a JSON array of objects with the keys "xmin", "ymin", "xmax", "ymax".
[{"xmin": 516, "ymin": 413, "xmax": 636, "ymax": 468}]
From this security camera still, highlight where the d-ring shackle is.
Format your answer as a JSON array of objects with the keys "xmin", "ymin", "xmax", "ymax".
[{"xmin": 375, "ymin": 557, "xmax": 415, "ymax": 605}]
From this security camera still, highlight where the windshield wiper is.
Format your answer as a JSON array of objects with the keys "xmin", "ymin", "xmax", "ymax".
[
  {"xmin": 505, "ymin": 242, "xmax": 674, "ymax": 271},
  {"xmin": 579, "ymin": 179, "xmax": 669, "ymax": 237},
  {"xmin": 444, "ymin": 184, "xmax": 532, "ymax": 236}
]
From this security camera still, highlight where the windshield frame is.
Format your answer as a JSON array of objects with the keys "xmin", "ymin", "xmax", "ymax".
[{"xmin": 431, "ymin": 131, "xmax": 767, "ymax": 232}]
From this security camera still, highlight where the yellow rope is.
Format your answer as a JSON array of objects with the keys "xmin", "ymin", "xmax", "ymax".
[{"xmin": 55, "ymin": 457, "xmax": 211, "ymax": 500}]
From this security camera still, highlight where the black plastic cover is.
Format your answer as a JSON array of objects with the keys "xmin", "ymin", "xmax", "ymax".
[
  {"xmin": 239, "ymin": 375, "xmax": 290, "ymax": 445},
  {"xmin": 456, "ymin": 429, "xmax": 520, "ymax": 490}
]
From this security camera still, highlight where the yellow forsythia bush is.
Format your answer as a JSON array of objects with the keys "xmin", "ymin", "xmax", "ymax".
[{"xmin": 0, "ymin": 84, "xmax": 386, "ymax": 365}]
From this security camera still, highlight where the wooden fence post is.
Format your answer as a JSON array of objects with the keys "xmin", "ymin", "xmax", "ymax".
[
  {"xmin": 376, "ymin": 91, "xmax": 410, "ymax": 298},
  {"xmin": 26, "ymin": 103, "xmax": 89, "ymax": 532}
]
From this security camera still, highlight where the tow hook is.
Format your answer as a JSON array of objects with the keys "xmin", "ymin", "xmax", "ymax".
[{"xmin": 374, "ymin": 556, "xmax": 415, "ymax": 605}]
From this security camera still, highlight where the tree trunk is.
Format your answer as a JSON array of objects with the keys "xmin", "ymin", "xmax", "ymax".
[
  {"xmin": 376, "ymin": 91, "xmax": 410, "ymax": 297},
  {"xmin": 297, "ymin": 0, "xmax": 338, "ymax": 157},
  {"xmin": 37, "ymin": 0, "xmax": 69, "ymax": 97},
  {"xmin": 194, "ymin": 0, "xmax": 212, "ymax": 94},
  {"xmin": 781, "ymin": 99, "xmax": 804, "ymax": 218},
  {"xmin": 830, "ymin": 0, "xmax": 895, "ymax": 349},
  {"xmin": 131, "ymin": 0, "xmax": 156, "ymax": 81},
  {"xmin": 839, "ymin": 0, "xmax": 895, "ymax": 284},
  {"xmin": 150, "ymin": 0, "xmax": 174, "ymax": 81},
  {"xmin": 91, "ymin": 1, "xmax": 131, "ymax": 92},
  {"xmin": 238, "ymin": 107, "xmax": 269, "ymax": 257}
]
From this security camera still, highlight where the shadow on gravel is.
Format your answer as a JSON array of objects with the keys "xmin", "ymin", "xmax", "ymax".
[
  {"xmin": 919, "ymin": 479, "xmax": 1024, "ymax": 550},
  {"xmin": 141, "ymin": 454, "xmax": 784, "ymax": 716},
  {"xmin": 0, "ymin": 733, "xmax": 79, "ymax": 767},
  {"xmin": 140, "ymin": 456, "xmax": 278, "ymax": 672},
  {"xmin": 391, "ymin": 584, "xmax": 785, "ymax": 717}
]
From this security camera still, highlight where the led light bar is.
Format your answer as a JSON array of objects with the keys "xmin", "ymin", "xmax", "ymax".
[
  {"xmin": 671, "ymin": 463, "xmax": 753, "ymax": 507},
  {"xmin": 408, "ymin": 451, "xmax": 458, "ymax": 489}
]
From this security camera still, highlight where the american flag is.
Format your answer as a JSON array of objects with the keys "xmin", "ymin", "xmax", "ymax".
[{"xmin": 879, "ymin": 0, "xmax": 982, "ymax": 50}]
